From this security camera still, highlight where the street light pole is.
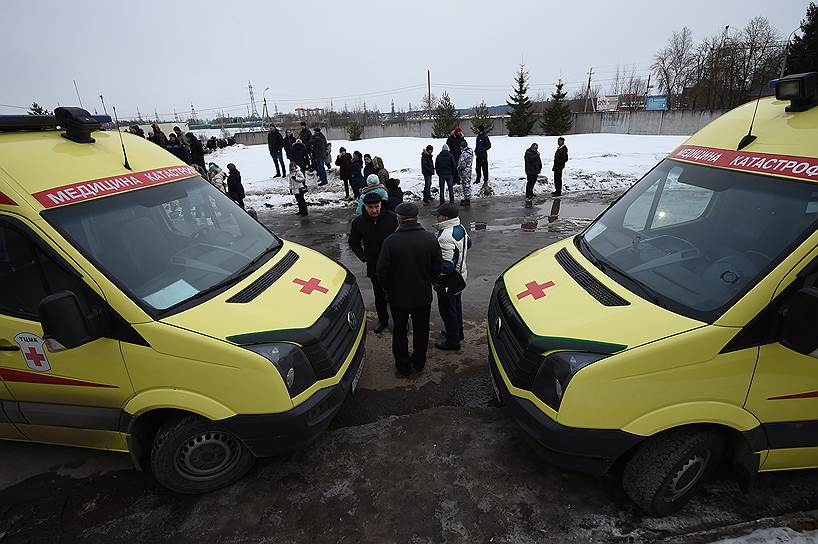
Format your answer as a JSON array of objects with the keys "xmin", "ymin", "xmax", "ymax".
[{"xmin": 262, "ymin": 87, "xmax": 270, "ymax": 123}]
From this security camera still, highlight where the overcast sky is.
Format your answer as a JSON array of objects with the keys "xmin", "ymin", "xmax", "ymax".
[{"xmin": 1, "ymin": 0, "xmax": 809, "ymax": 120}]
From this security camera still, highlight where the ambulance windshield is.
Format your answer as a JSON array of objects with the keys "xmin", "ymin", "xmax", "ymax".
[
  {"xmin": 43, "ymin": 177, "xmax": 281, "ymax": 314},
  {"xmin": 579, "ymin": 159, "xmax": 818, "ymax": 322}
]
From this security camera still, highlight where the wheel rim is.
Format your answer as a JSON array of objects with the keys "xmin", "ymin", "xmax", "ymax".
[
  {"xmin": 173, "ymin": 431, "xmax": 241, "ymax": 482},
  {"xmin": 663, "ymin": 449, "xmax": 711, "ymax": 503}
]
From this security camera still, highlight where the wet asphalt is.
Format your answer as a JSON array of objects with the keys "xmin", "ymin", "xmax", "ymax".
[{"xmin": 2, "ymin": 190, "xmax": 818, "ymax": 543}]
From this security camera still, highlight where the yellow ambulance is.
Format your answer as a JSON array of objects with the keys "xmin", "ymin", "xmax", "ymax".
[
  {"xmin": 0, "ymin": 108, "xmax": 366, "ymax": 493},
  {"xmin": 487, "ymin": 72, "xmax": 818, "ymax": 515}
]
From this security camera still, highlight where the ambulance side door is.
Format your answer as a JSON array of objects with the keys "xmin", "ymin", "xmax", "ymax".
[
  {"xmin": 0, "ymin": 216, "xmax": 135, "ymax": 450},
  {"xmin": 744, "ymin": 248, "xmax": 818, "ymax": 471}
]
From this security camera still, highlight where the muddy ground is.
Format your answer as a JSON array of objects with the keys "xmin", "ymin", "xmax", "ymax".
[{"xmin": 1, "ymin": 191, "xmax": 817, "ymax": 543}]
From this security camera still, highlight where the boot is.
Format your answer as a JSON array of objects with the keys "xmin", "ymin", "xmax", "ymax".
[
  {"xmin": 525, "ymin": 199, "xmax": 533, "ymax": 208},
  {"xmin": 435, "ymin": 341, "xmax": 461, "ymax": 351}
]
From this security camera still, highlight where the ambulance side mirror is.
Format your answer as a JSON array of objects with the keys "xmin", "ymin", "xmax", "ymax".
[
  {"xmin": 780, "ymin": 287, "xmax": 818, "ymax": 356},
  {"xmin": 39, "ymin": 291, "xmax": 99, "ymax": 350}
]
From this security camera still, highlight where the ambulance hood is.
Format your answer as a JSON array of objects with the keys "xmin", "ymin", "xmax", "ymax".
[
  {"xmin": 501, "ymin": 239, "xmax": 704, "ymax": 354},
  {"xmin": 162, "ymin": 241, "xmax": 350, "ymax": 343}
]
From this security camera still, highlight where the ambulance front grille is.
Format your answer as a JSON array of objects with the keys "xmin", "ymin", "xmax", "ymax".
[
  {"xmin": 226, "ymin": 250, "xmax": 299, "ymax": 303},
  {"xmin": 555, "ymin": 248, "xmax": 629, "ymax": 307},
  {"xmin": 488, "ymin": 284, "xmax": 542, "ymax": 390},
  {"xmin": 302, "ymin": 278, "xmax": 364, "ymax": 379}
]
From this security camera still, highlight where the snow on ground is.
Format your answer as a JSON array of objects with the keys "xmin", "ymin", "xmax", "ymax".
[{"xmin": 202, "ymin": 134, "xmax": 688, "ymax": 211}]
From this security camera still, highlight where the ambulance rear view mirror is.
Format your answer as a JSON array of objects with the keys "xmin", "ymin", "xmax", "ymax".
[
  {"xmin": 780, "ymin": 287, "xmax": 818, "ymax": 356},
  {"xmin": 39, "ymin": 291, "xmax": 99, "ymax": 351}
]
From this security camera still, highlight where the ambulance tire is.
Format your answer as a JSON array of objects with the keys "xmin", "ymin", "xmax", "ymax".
[
  {"xmin": 151, "ymin": 414, "xmax": 256, "ymax": 494},
  {"xmin": 622, "ymin": 428, "xmax": 724, "ymax": 517}
]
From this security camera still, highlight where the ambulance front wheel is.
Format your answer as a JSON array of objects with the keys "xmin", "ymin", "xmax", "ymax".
[
  {"xmin": 150, "ymin": 414, "xmax": 256, "ymax": 494},
  {"xmin": 622, "ymin": 427, "xmax": 724, "ymax": 517}
]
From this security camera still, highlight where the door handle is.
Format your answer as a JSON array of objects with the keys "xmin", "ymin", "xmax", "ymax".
[{"xmin": 0, "ymin": 340, "xmax": 19, "ymax": 352}]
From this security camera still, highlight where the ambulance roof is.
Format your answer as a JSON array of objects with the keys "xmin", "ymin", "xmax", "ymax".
[
  {"xmin": 0, "ymin": 128, "xmax": 193, "ymax": 215},
  {"xmin": 669, "ymin": 97, "xmax": 818, "ymax": 182}
]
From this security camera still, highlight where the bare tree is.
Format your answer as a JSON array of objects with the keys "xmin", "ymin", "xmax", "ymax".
[{"xmin": 651, "ymin": 27, "xmax": 696, "ymax": 107}]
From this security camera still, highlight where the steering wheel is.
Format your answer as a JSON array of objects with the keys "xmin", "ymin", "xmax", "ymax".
[{"xmin": 192, "ymin": 226, "xmax": 216, "ymax": 241}]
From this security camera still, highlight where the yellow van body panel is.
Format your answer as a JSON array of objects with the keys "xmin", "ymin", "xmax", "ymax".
[
  {"xmin": 504, "ymin": 240, "xmax": 703, "ymax": 349},
  {"xmin": 123, "ymin": 388, "xmax": 237, "ymax": 420},
  {"xmin": 15, "ymin": 426, "xmax": 128, "ymax": 452},
  {"xmin": 164, "ymin": 241, "xmax": 348, "ymax": 338}
]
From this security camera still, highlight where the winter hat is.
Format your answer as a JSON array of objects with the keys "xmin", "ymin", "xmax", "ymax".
[
  {"xmin": 454, "ymin": 127, "xmax": 462, "ymax": 134},
  {"xmin": 460, "ymin": 139, "xmax": 468, "ymax": 148},
  {"xmin": 363, "ymin": 192, "xmax": 382, "ymax": 204},
  {"xmin": 442, "ymin": 144, "xmax": 450, "ymax": 152},
  {"xmin": 395, "ymin": 202, "xmax": 419, "ymax": 218},
  {"xmin": 425, "ymin": 145, "xmax": 433, "ymax": 151},
  {"xmin": 434, "ymin": 202, "xmax": 459, "ymax": 219},
  {"xmin": 366, "ymin": 174, "xmax": 380, "ymax": 186}
]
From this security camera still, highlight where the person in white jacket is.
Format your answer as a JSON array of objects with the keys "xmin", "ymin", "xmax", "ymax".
[
  {"xmin": 434, "ymin": 203, "xmax": 471, "ymax": 350},
  {"xmin": 288, "ymin": 161, "xmax": 309, "ymax": 216}
]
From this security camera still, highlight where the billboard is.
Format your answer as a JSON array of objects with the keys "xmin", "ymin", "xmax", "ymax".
[
  {"xmin": 645, "ymin": 95, "xmax": 669, "ymax": 111},
  {"xmin": 597, "ymin": 96, "xmax": 619, "ymax": 112}
]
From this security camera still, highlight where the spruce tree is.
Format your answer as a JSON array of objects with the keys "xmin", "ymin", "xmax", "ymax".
[
  {"xmin": 787, "ymin": 2, "xmax": 817, "ymax": 74},
  {"xmin": 505, "ymin": 65, "xmax": 536, "ymax": 136},
  {"xmin": 470, "ymin": 101, "xmax": 495, "ymax": 134},
  {"xmin": 541, "ymin": 80, "xmax": 573, "ymax": 135},
  {"xmin": 28, "ymin": 102, "xmax": 50, "ymax": 115},
  {"xmin": 346, "ymin": 120, "xmax": 363, "ymax": 141},
  {"xmin": 432, "ymin": 92, "xmax": 460, "ymax": 138}
]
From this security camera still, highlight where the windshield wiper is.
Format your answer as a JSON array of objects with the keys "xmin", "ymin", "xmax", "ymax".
[
  {"xmin": 598, "ymin": 259, "xmax": 666, "ymax": 308},
  {"xmin": 576, "ymin": 235, "xmax": 603, "ymax": 271}
]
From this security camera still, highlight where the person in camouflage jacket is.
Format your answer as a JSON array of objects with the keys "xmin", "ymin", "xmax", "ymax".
[{"xmin": 457, "ymin": 139, "xmax": 474, "ymax": 206}]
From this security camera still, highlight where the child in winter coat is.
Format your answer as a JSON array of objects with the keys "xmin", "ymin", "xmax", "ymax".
[
  {"xmin": 289, "ymin": 162, "xmax": 309, "ymax": 216},
  {"xmin": 385, "ymin": 178, "xmax": 404, "ymax": 212},
  {"xmin": 207, "ymin": 162, "xmax": 227, "ymax": 192},
  {"xmin": 355, "ymin": 174, "xmax": 388, "ymax": 216}
]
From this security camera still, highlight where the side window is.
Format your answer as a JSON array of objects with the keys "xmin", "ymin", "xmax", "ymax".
[{"xmin": 0, "ymin": 225, "xmax": 90, "ymax": 320}]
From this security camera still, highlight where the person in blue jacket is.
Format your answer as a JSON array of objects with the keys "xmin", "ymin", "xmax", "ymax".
[
  {"xmin": 350, "ymin": 150, "xmax": 365, "ymax": 198},
  {"xmin": 421, "ymin": 145, "xmax": 435, "ymax": 203},
  {"xmin": 355, "ymin": 174, "xmax": 389, "ymax": 216},
  {"xmin": 434, "ymin": 144, "xmax": 456, "ymax": 205}
]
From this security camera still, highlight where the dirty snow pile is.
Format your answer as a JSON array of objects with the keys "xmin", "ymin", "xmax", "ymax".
[
  {"xmin": 715, "ymin": 527, "xmax": 818, "ymax": 543},
  {"xmin": 202, "ymin": 134, "xmax": 688, "ymax": 211}
]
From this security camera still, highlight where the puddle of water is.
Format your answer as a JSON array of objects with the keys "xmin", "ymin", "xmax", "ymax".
[{"xmin": 469, "ymin": 198, "xmax": 602, "ymax": 234}]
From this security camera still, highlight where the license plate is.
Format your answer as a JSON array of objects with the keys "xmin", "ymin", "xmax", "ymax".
[
  {"xmin": 489, "ymin": 368, "xmax": 500, "ymax": 403},
  {"xmin": 351, "ymin": 359, "xmax": 364, "ymax": 393}
]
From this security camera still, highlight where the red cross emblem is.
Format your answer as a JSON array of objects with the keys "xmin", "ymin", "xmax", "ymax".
[
  {"xmin": 516, "ymin": 280, "xmax": 555, "ymax": 300},
  {"xmin": 293, "ymin": 277, "xmax": 329, "ymax": 295},
  {"xmin": 24, "ymin": 346, "xmax": 46, "ymax": 367}
]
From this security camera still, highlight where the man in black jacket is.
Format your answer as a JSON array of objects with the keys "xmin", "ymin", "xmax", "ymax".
[
  {"xmin": 421, "ymin": 145, "xmax": 435, "ymax": 203},
  {"xmin": 474, "ymin": 125, "xmax": 492, "ymax": 184},
  {"xmin": 524, "ymin": 143, "xmax": 543, "ymax": 208},
  {"xmin": 311, "ymin": 127, "xmax": 328, "ymax": 185},
  {"xmin": 267, "ymin": 124, "xmax": 285, "ymax": 178},
  {"xmin": 283, "ymin": 129, "xmax": 296, "ymax": 161},
  {"xmin": 349, "ymin": 193, "xmax": 399, "ymax": 333},
  {"xmin": 446, "ymin": 128, "xmax": 463, "ymax": 185},
  {"xmin": 435, "ymin": 144, "xmax": 456, "ymax": 205},
  {"xmin": 377, "ymin": 203, "xmax": 443, "ymax": 375},
  {"xmin": 299, "ymin": 122, "xmax": 312, "ymax": 170},
  {"xmin": 552, "ymin": 137, "xmax": 568, "ymax": 197}
]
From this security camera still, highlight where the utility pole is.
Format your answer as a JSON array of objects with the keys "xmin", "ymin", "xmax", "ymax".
[
  {"xmin": 583, "ymin": 68, "xmax": 593, "ymax": 113},
  {"xmin": 427, "ymin": 69, "xmax": 432, "ymax": 119},
  {"xmin": 248, "ymin": 81, "xmax": 259, "ymax": 118}
]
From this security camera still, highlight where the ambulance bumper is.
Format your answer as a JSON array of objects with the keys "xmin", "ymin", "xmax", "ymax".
[
  {"xmin": 223, "ymin": 341, "xmax": 365, "ymax": 457},
  {"xmin": 488, "ymin": 351, "xmax": 640, "ymax": 477}
]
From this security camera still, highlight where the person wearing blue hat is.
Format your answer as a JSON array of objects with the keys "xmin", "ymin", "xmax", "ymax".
[{"xmin": 376, "ymin": 202, "xmax": 443, "ymax": 375}]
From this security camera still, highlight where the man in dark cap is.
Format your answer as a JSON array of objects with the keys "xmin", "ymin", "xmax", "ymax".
[
  {"xmin": 349, "ymin": 192, "xmax": 399, "ymax": 334},
  {"xmin": 377, "ymin": 202, "xmax": 443, "ymax": 375}
]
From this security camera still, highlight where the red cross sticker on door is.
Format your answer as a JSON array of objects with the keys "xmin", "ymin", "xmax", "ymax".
[
  {"xmin": 293, "ymin": 277, "xmax": 329, "ymax": 295},
  {"xmin": 516, "ymin": 280, "xmax": 555, "ymax": 300},
  {"xmin": 13, "ymin": 332, "xmax": 51, "ymax": 372}
]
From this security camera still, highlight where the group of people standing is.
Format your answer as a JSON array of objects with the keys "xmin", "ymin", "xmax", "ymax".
[
  {"xmin": 420, "ymin": 126, "xmax": 489, "ymax": 208},
  {"xmin": 129, "ymin": 123, "xmax": 208, "ymax": 174},
  {"xmin": 350, "ymin": 199, "xmax": 471, "ymax": 375},
  {"xmin": 524, "ymin": 137, "xmax": 569, "ymax": 207}
]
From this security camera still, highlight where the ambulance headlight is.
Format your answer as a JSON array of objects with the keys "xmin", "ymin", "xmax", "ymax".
[
  {"xmin": 532, "ymin": 352, "xmax": 607, "ymax": 410},
  {"xmin": 246, "ymin": 343, "xmax": 317, "ymax": 397}
]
